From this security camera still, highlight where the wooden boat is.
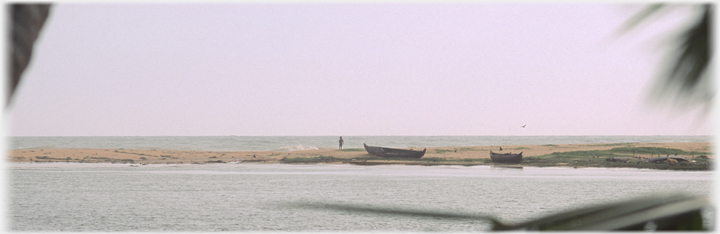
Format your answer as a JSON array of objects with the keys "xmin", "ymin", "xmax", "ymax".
[
  {"xmin": 363, "ymin": 143, "xmax": 426, "ymax": 158},
  {"xmin": 489, "ymin": 150, "xmax": 523, "ymax": 163}
]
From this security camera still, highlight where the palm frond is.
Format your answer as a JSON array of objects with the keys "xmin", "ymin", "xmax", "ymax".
[
  {"xmin": 664, "ymin": 4, "xmax": 712, "ymax": 101},
  {"xmin": 617, "ymin": 4, "xmax": 714, "ymax": 109},
  {"xmin": 285, "ymin": 201, "xmax": 499, "ymax": 222},
  {"xmin": 616, "ymin": 4, "xmax": 666, "ymax": 34},
  {"xmin": 287, "ymin": 193, "xmax": 711, "ymax": 231},
  {"xmin": 499, "ymin": 193, "xmax": 710, "ymax": 231},
  {"xmin": 9, "ymin": 4, "xmax": 52, "ymax": 107}
]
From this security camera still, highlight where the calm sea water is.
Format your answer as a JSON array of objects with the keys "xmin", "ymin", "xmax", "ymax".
[
  {"xmin": 8, "ymin": 135, "xmax": 714, "ymax": 151},
  {"xmin": 8, "ymin": 163, "xmax": 714, "ymax": 232}
]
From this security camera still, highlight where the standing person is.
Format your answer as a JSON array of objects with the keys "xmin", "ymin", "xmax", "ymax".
[{"xmin": 339, "ymin": 137, "xmax": 344, "ymax": 149}]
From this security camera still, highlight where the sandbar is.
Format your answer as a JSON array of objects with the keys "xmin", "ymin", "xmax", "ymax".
[{"xmin": 8, "ymin": 142, "xmax": 712, "ymax": 166}]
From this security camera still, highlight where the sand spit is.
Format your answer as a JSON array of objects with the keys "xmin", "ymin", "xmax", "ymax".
[{"xmin": 8, "ymin": 142, "xmax": 711, "ymax": 165}]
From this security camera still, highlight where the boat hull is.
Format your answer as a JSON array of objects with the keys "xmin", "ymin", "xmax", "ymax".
[
  {"xmin": 363, "ymin": 143, "xmax": 426, "ymax": 158},
  {"xmin": 489, "ymin": 150, "xmax": 523, "ymax": 164}
]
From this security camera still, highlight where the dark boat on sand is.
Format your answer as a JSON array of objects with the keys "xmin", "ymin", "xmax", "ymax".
[
  {"xmin": 363, "ymin": 143, "xmax": 426, "ymax": 158},
  {"xmin": 489, "ymin": 150, "xmax": 523, "ymax": 163}
]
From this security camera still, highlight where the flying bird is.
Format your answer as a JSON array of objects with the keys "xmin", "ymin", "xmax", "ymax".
[{"xmin": 521, "ymin": 124, "xmax": 526, "ymax": 128}]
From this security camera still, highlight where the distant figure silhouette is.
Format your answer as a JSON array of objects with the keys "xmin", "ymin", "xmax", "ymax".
[
  {"xmin": 499, "ymin": 147, "xmax": 503, "ymax": 151},
  {"xmin": 339, "ymin": 137, "xmax": 344, "ymax": 149}
]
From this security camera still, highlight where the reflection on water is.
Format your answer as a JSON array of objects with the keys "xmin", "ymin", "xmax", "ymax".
[{"xmin": 8, "ymin": 163, "xmax": 713, "ymax": 231}]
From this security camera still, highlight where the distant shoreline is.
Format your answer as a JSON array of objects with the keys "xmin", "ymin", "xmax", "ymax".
[
  {"xmin": 8, "ymin": 135, "xmax": 713, "ymax": 152},
  {"xmin": 8, "ymin": 142, "xmax": 713, "ymax": 171}
]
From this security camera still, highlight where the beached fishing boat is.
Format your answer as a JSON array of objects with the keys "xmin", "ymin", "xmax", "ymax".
[
  {"xmin": 363, "ymin": 143, "xmax": 426, "ymax": 158},
  {"xmin": 489, "ymin": 150, "xmax": 523, "ymax": 163}
]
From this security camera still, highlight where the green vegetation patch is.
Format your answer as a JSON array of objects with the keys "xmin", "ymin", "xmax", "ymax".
[
  {"xmin": 537, "ymin": 147, "xmax": 710, "ymax": 160},
  {"xmin": 434, "ymin": 149, "xmax": 455, "ymax": 154},
  {"xmin": 596, "ymin": 143, "xmax": 633, "ymax": 147},
  {"xmin": 526, "ymin": 146, "xmax": 712, "ymax": 171},
  {"xmin": 281, "ymin": 155, "xmax": 455, "ymax": 163},
  {"xmin": 349, "ymin": 156, "xmax": 449, "ymax": 162},
  {"xmin": 693, "ymin": 157, "xmax": 711, "ymax": 163},
  {"xmin": 460, "ymin": 158, "xmax": 489, "ymax": 162},
  {"xmin": 281, "ymin": 155, "xmax": 349, "ymax": 163},
  {"xmin": 544, "ymin": 150, "xmax": 610, "ymax": 159},
  {"xmin": 414, "ymin": 157, "xmax": 448, "ymax": 162},
  {"xmin": 350, "ymin": 156, "xmax": 386, "ymax": 161},
  {"xmin": 458, "ymin": 147, "xmax": 480, "ymax": 152},
  {"xmin": 339, "ymin": 148, "xmax": 364, "ymax": 152},
  {"xmin": 608, "ymin": 147, "xmax": 709, "ymax": 156},
  {"xmin": 433, "ymin": 148, "xmax": 480, "ymax": 154},
  {"xmin": 35, "ymin": 156, "xmax": 70, "ymax": 160}
]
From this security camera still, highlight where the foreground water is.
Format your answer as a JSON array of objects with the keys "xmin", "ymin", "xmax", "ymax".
[
  {"xmin": 9, "ymin": 163, "xmax": 713, "ymax": 231},
  {"xmin": 8, "ymin": 135, "xmax": 714, "ymax": 151}
]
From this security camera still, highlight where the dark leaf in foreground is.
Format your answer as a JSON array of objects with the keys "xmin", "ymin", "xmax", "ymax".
[
  {"xmin": 663, "ymin": 5, "xmax": 712, "ymax": 101},
  {"xmin": 287, "ymin": 193, "xmax": 712, "ymax": 231},
  {"xmin": 616, "ymin": 3, "xmax": 666, "ymax": 33},
  {"xmin": 8, "ymin": 4, "xmax": 52, "ymax": 107},
  {"xmin": 620, "ymin": 4, "xmax": 714, "ymax": 108},
  {"xmin": 503, "ymin": 193, "xmax": 710, "ymax": 231}
]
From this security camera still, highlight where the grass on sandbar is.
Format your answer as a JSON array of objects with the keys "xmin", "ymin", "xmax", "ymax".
[
  {"xmin": 280, "ymin": 155, "xmax": 347, "ymax": 163},
  {"xmin": 529, "ymin": 147, "xmax": 712, "ymax": 170},
  {"xmin": 536, "ymin": 147, "xmax": 711, "ymax": 159},
  {"xmin": 280, "ymin": 155, "xmax": 463, "ymax": 163},
  {"xmin": 339, "ymin": 148, "xmax": 364, "ymax": 152}
]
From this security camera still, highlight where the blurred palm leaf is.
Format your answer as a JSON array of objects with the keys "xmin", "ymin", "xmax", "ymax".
[
  {"xmin": 8, "ymin": 4, "xmax": 52, "ymax": 107},
  {"xmin": 617, "ymin": 4, "xmax": 666, "ymax": 32},
  {"xmin": 497, "ymin": 193, "xmax": 710, "ymax": 231},
  {"xmin": 620, "ymin": 4, "xmax": 713, "ymax": 108},
  {"xmin": 289, "ymin": 193, "xmax": 711, "ymax": 231}
]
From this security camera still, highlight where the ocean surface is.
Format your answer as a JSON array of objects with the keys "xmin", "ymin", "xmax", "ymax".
[
  {"xmin": 8, "ymin": 135, "xmax": 714, "ymax": 151},
  {"xmin": 8, "ymin": 163, "xmax": 714, "ymax": 232}
]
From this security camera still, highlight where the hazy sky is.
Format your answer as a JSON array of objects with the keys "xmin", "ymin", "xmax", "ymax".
[{"xmin": 7, "ymin": 3, "xmax": 714, "ymax": 136}]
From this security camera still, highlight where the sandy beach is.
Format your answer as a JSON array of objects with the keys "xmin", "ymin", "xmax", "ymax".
[{"xmin": 8, "ymin": 142, "xmax": 712, "ymax": 165}]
